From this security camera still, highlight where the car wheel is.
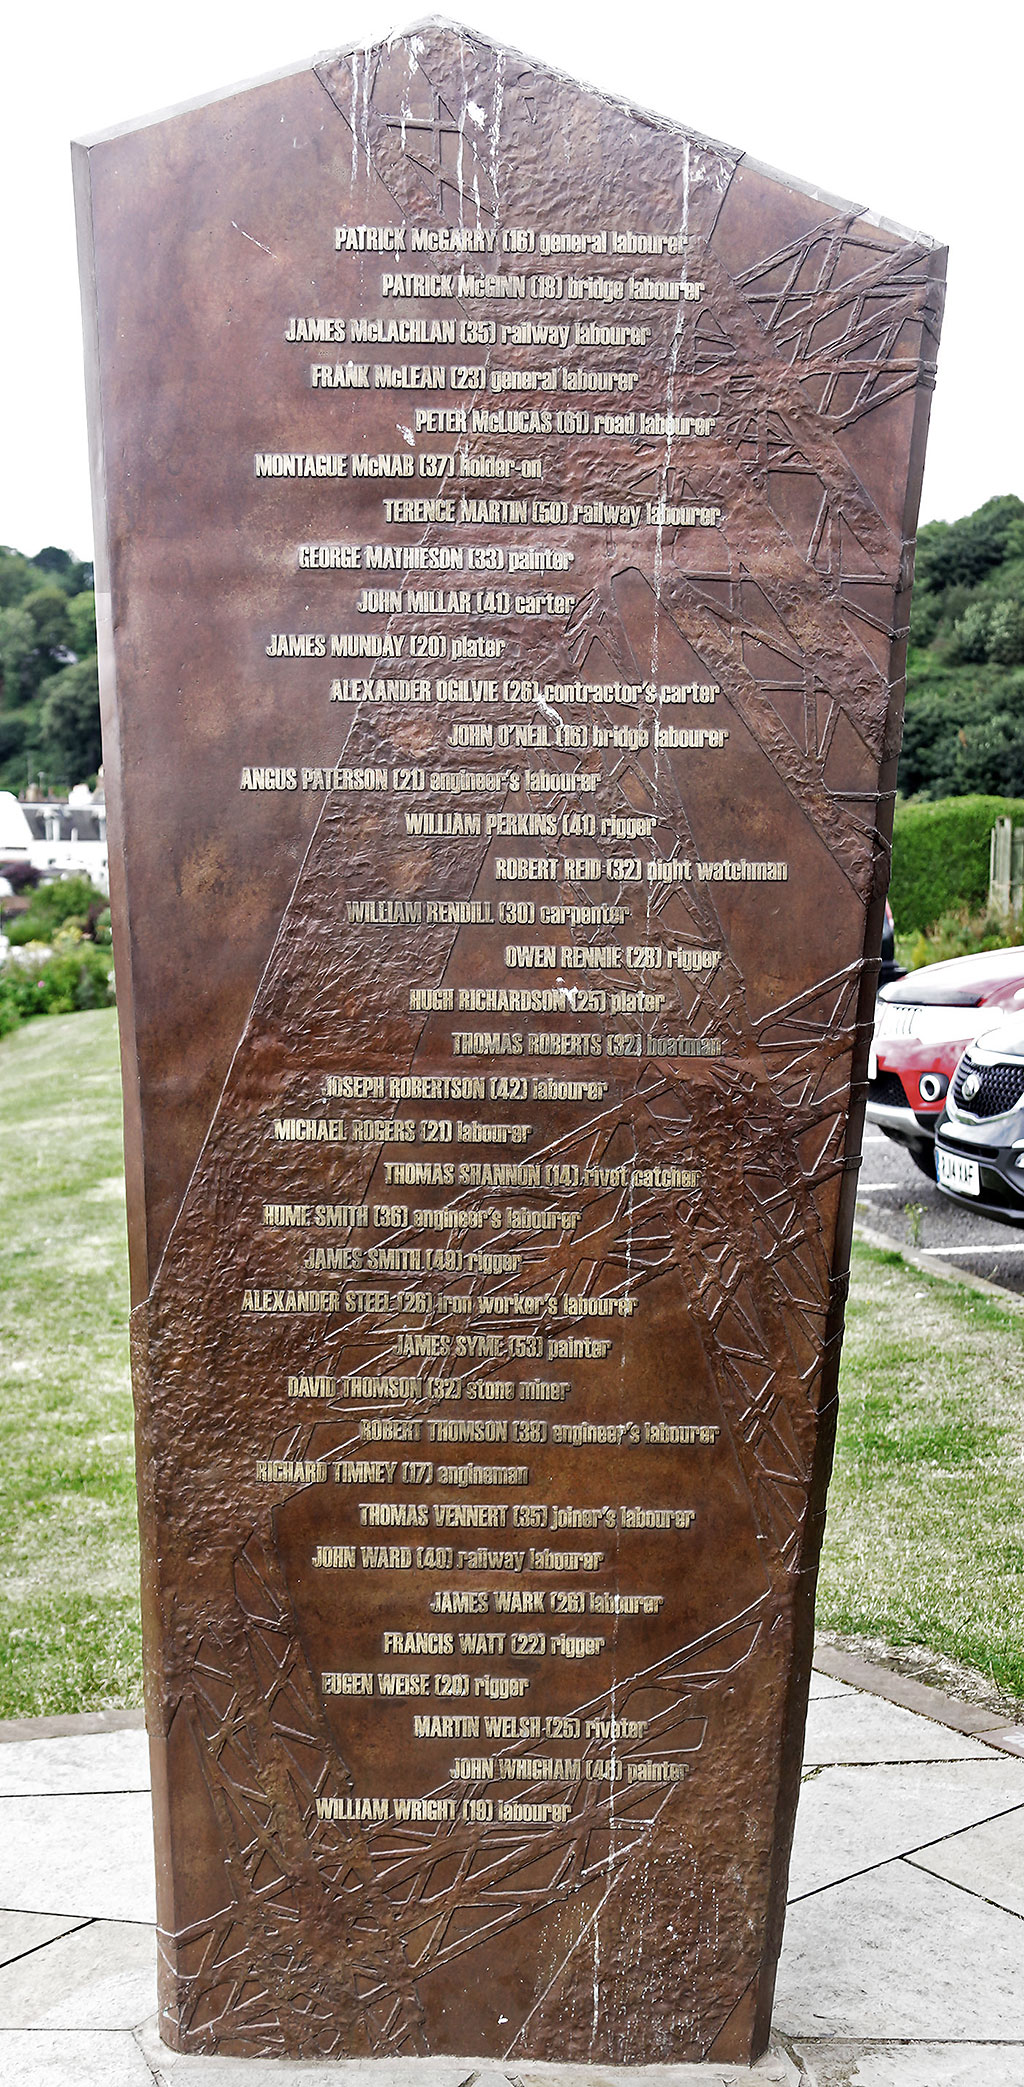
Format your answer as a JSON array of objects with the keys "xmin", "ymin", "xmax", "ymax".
[{"xmin": 907, "ymin": 1142, "xmax": 936, "ymax": 1179}]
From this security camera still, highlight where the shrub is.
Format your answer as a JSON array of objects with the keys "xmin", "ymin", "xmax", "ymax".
[
  {"xmin": 5, "ymin": 875, "xmax": 108, "ymax": 946},
  {"xmin": 0, "ymin": 944, "xmax": 114, "ymax": 1036},
  {"xmin": 890, "ymin": 795, "xmax": 1024, "ymax": 935},
  {"xmin": 906, "ymin": 906, "xmax": 1024, "ymax": 969}
]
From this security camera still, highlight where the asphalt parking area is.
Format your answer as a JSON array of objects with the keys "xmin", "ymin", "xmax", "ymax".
[{"xmin": 856, "ymin": 1129, "xmax": 1024, "ymax": 1296}]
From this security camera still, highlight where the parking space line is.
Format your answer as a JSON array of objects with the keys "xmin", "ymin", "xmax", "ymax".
[
  {"xmin": 856, "ymin": 1183, "xmax": 900, "ymax": 1192},
  {"xmin": 919, "ymin": 1242, "xmax": 1024, "ymax": 1255}
]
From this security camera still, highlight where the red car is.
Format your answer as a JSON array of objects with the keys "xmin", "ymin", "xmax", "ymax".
[{"xmin": 867, "ymin": 945, "xmax": 1024, "ymax": 1175}]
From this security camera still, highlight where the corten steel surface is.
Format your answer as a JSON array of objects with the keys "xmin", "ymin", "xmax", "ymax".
[{"xmin": 74, "ymin": 21, "xmax": 944, "ymax": 2067}]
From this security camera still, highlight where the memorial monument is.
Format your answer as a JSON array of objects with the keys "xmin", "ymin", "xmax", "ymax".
[{"xmin": 74, "ymin": 21, "xmax": 945, "ymax": 2067}]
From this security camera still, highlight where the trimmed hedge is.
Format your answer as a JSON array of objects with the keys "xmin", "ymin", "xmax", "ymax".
[{"xmin": 890, "ymin": 795, "xmax": 1024, "ymax": 935}]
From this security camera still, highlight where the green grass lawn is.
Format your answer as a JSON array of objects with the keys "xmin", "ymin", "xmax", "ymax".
[
  {"xmin": 1, "ymin": 1008, "xmax": 1022, "ymax": 1719},
  {"xmin": 816, "ymin": 1243, "xmax": 1024, "ymax": 1705},
  {"xmin": 0, "ymin": 1007, "xmax": 140, "ymax": 1717}
]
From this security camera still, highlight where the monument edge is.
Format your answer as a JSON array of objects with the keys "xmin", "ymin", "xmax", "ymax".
[
  {"xmin": 70, "ymin": 15, "xmax": 944, "ymax": 257},
  {"xmin": 71, "ymin": 137, "xmax": 152, "ymax": 1309},
  {"xmin": 744, "ymin": 224, "xmax": 947, "ymax": 2053}
]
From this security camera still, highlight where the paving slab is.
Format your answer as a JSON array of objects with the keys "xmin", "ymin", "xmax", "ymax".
[
  {"xmin": 0, "ymin": 1911, "xmax": 91, "ymax": 1970},
  {"xmin": 135, "ymin": 2025, "xmax": 799, "ymax": 2084},
  {"xmin": 802, "ymin": 1690, "xmax": 997, "ymax": 1766},
  {"xmin": 0, "ymin": 1908, "xmax": 89, "ymax": 1967},
  {"xmin": 790, "ymin": 2043, "xmax": 1024, "ymax": 2086},
  {"xmin": 0, "ymin": 1727, "xmax": 151, "ymax": 1797},
  {"xmin": 0, "ymin": 2027, "xmax": 156, "ymax": 2085},
  {"xmin": 775, "ymin": 1858, "xmax": 1024, "ymax": 2040},
  {"xmin": 806, "ymin": 1673, "xmax": 855, "ymax": 1702},
  {"xmin": 0, "ymin": 1916, "xmax": 155, "ymax": 2029},
  {"xmin": 0, "ymin": 1791, "xmax": 156, "ymax": 1923},
  {"xmin": 909, "ymin": 1799, "xmax": 1024, "ymax": 1918},
  {"xmin": 788, "ymin": 1758, "xmax": 1024, "ymax": 1898}
]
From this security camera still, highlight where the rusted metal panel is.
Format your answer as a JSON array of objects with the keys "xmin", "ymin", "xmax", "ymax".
[{"xmin": 75, "ymin": 22, "xmax": 943, "ymax": 2062}]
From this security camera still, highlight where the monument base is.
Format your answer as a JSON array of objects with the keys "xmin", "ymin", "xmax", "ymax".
[{"xmin": 138, "ymin": 2021, "xmax": 802, "ymax": 2084}]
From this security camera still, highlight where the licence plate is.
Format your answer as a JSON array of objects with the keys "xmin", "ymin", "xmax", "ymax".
[{"xmin": 936, "ymin": 1148, "xmax": 980, "ymax": 1195}]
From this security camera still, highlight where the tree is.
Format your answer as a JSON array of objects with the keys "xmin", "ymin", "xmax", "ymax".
[
  {"xmin": 22, "ymin": 585, "xmax": 72, "ymax": 659},
  {"xmin": 38, "ymin": 657, "xmax": 102, "ymax": 782},
  {"xmin": 67, "ymin": 591, "xmax": 97, "ymax": 658},
  {"xmin": 33, "ymin": 549, "xmax": 94, "ymax": 597},
  {"xmin": 950, "ymin": 602, "xmax": 990, "ymax": 663},
  {"xmin": 0, "ymin": 711, "xmax": 28, "ymax": 769},
  {"xmin": 987, "ymin": 601, "xmax": 1024, "ymax": 666},
  {"xmin": 0, "ymin": 544, "xmax": 99, "ymax": 788},
  {"xmin": 0, "ymin": 588, "xmax": 77, "ymax": 706},
  {"xmin": 0, "ymin": 548, "xmax": 40, "ymax": 610},
  {"xmin": 32, "ymin": 546, "xmax": 74, "ymax": 579},
  {"xmin": 915, "ymin": 495, "xmax": 1024, "ymax": 593},
  {"xmin": 0, "ymin": 606, "xmax": 36, "ymax": 705},
  {"xmin": 951, "ymin": 712, "xmax": 1024, "ymax": 796}
]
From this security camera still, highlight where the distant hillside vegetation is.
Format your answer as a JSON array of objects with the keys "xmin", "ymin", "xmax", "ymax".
[
  {"xmin": 3, "ymin": 497, "xmax": 1022, "ymax": 803},
  {"xmin": 901, "ymin": 495, "xmax": 1024, "ymax": 798},
  {"xmin": 0, "ymin": 545, "xmax": 97, "ymax": 794}
]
